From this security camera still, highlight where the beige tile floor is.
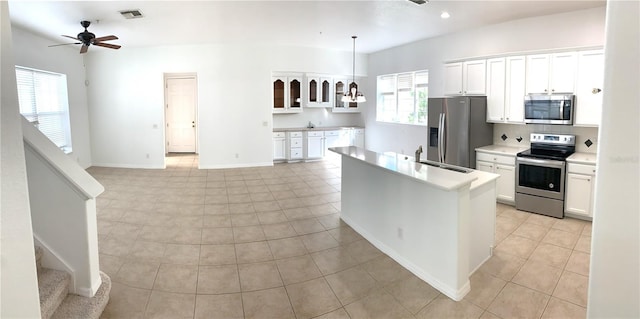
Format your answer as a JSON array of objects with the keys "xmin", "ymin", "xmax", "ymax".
[{"xmin": 92, "ymin": 154, "xmax": 591, "ymax": 319}]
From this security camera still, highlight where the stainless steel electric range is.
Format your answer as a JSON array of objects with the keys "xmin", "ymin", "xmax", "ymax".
[{"xmin": 515, "ymin": 133, "xmax": 576, "ymax": 218}]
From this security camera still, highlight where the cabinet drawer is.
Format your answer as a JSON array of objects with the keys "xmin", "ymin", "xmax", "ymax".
[
  {"xmin": 476, "ymin": 152, "xmax": 515, "ymax": 165},
  {"xmin": 324, "ymin": 130, "xmax": 341, "ymax": 137},
  {"xmin": 568, "ymin": 163, "xmax": 596, "ymax": 175},
  {"xmin": 273, "ymin": 132, "xmax": 285, "ymax": 138},
  {"xmin": 290, "ymin": 138, "xmax": 302, "ymax": 148},
  {"xmin": 307, "ymin": 131, "xmax": 324, "ymax": 137},
  {"xmin": 289, "ymin": 131, "xmax": 303, "ymax": 138},
  {"xmin": 290, "ymin": 148, "xmax": 303, "ymax": 159}
]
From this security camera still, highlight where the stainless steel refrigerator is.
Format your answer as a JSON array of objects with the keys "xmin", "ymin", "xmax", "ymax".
[{"xmin": 427, "ymin": 96, "xmax": 493, "ymax": 169}]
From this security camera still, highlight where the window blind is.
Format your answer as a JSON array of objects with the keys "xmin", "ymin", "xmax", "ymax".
[{"xmin": 15, "ymin": 67, "xmax": 72, "ymax": 152}]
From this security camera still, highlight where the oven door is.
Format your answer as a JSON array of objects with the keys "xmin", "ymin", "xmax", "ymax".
[{"xmin": 516, "ymin": 157, "xmax": 566, "ymax": 200}]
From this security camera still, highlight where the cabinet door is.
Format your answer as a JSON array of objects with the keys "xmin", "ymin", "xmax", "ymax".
[
  {"xmin": 475, "ymin": 161, "xmax": 493, "ymax": 173},
  {"xmin": 495, "ymin": 164, "xmax": 515, "ymax": 203},
  {"xmin": 272, "ymin": 77, "xmax": 287, "ymax": 110},
  {"xmin": 526, "ymin": 54, "xmax": 550, "ymax": 94},
  {"xmin": 463, "ymin": 60, "xmax": 487, "ymax": 95},
  {"xmin": 565, "ymin": 173, "xmax": 593, "ymax": 216},
  {"xmin": 574, "ymin": 50, "xmax": 604, "ymax": 126},
  {"xmin": 273, "ymin": 138, "xmax": 286, "ymax": 160},
  {"xmin": 289, "ymin": 77, "xmax": 302, "ymax": 110},
  {"xmin": 307, "ymin": 136, "xmax": 325, "ymax": 159},
  {"xmin": 307, "ymin": 76, "xmax": 319, "ymax": 107},
  {"xmin": 320, "ymin": 77, "xmax": 333, "ymax": 107},
  {"xmin": 505, "ymin": 56, "xmax": 526, "ymax": 123},
  {"xmin": 485, "ymin": 58, "xmax": 506, "ymax": 122},
  {"xmin": 334, "ymin": 78, "xmax": 347, "ymax": 109},
  {"xmin": 352, "ymin": 131, "xmax": 364, "ymax": 148},
  {"xmin": 549, "ymin": 52, "xmax": 577, "ymax": 94},
  {"xmin": 444, "ymin": 62, "xmax": 463, "ymax": 95}
]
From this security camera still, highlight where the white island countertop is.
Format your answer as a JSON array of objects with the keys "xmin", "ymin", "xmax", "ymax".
[{"xmin": 330, "ymin": 146, "xmax": 498, "ymax": 192}]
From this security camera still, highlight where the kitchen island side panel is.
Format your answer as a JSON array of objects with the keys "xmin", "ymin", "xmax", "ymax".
[{"xmin": 340, "ymin": 155, "xmax": 471, "ymax": 300}]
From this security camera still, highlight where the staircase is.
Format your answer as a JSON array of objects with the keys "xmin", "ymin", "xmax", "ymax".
[{"xmin": 36, "ymin": 247, "xmax": 111, "ymax": 319}]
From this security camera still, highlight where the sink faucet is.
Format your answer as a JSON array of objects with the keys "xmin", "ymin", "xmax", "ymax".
[{"xmin": 415, "ymin": 145, "xmax": 423, "ymax": 162}]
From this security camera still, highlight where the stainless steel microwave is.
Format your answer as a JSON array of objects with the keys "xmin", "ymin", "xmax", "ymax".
[{"xmin": 524, "ymin": 94, "xmax": 575, "ymax": 125}]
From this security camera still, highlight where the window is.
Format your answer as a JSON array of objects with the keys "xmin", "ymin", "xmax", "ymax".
[
  {"xmin": 376, "ymin": 70, "xmax": 428, "ymax": 125},
  {"xmin": 15, "ymin": 66, "xmax": 72, "ymax": 153}
]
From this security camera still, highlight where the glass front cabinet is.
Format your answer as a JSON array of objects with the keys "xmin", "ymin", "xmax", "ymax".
[
  {"xmin": 306, "ymin": 74, "xmax": 332, "ymax": 108},
  {"xmin": 272, "ymin": 73, "xmax": 303, "ymax": 113},
  {"xmin": 333, "ymin": 77, "xmax": 361, "ymax": 113}
]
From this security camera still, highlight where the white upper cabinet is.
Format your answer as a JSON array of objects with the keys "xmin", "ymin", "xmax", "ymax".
[
  {"xmin": 485, "ymin": 58, "xmax": 506, "ymax": 122},
  {"xmin": 486, "ymin": 57, "xmax": 525, "ymax": 124},
  {"xmin": 306, "ymin": 74, "xmax": 333, "ymax": 108},
  {"xmin": 272, "ymin": 73, "xmax": 302, "ymax": 113},
  {"xmin": 333, "ymin": 77, "xmax": 362, "ymax": 113},
  {"xmin": 526, "ymin": 53, "xmax": 577, "ymax": 94},
  {"xmin": 574, "ymin": 50, "xmax": 604, "ymax": 126},
  {"xmin": 504, "ymin": 56, "xmax": 526, "ymax": 123},
  {"xmin": 444, "ymin": 60, "xmax": 486, "ymax": 95},
  {"xmin": 463, "ymin": 60, "xmax": 487, "ymax": 95},
  {"xmin": 444, "ymin": 62, "xmax": 463, "ymax": 95}
]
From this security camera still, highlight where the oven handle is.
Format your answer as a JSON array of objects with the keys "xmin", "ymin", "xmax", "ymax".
[{"xmin": 517, "ymin": 157, "xmax": 565, "ymax": 168}]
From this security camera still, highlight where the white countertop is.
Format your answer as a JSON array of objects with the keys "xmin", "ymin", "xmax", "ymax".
[
  {"xmin": 329, "ymin": 146, "xmax": 499, "ymax": 191},
  {"xmin": 567, "ymin": 152, "xmax": 597, "ymax": 165},
  {"xmin": 274, "ymin": 126, "xmax": 363, "ymax": 132},
  {"xmin": 475, "ymin": 145, "xmax": 528, "ymax": 156}
]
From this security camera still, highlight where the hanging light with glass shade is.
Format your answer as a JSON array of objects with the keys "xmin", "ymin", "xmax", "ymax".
[{"xmin": 342, "ymin": 36, "xmax": 366, "ymax": 103}]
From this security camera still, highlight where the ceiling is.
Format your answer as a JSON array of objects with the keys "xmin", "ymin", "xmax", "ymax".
[{"xmin": 8, "ymin": 0, "xmax": 605, "ymax": 54}]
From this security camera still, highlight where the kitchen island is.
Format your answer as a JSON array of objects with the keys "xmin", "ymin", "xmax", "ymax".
[{"xmin": 330, "ymin": 146, "xmax": 499, "ymax": 301}]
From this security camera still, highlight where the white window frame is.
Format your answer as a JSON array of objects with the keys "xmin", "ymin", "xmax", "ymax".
[
  {"xmin": 15, "ymin": 66, "xmax": 73, "ymax": 153},
  {"xmin": 376, "ymin": 70, "xmax": 429, "ymax": 125}
]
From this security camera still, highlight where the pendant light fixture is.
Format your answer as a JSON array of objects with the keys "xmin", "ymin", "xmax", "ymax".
[{"xmin": 342, "ymin": 36, "xmax": 366, "ymax": 103}]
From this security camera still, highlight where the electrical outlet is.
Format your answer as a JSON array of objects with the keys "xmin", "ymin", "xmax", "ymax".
[
  {"xmin": 397, "ymin": 227, "xmax": 403, "ymax": 240},
  {"xmin": 235, "ymin": 153, "xmax": 239, "ymax": 159},
  {"xmin": 262, "ymin": 121, "xmax": 268, "ymax": 127},
  {"xmin": 146, "ymin": 153, "xmax": 150, "ymax": 159}
]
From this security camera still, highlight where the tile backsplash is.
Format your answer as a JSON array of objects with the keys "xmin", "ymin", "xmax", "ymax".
[{"xmin": 492, "ymin": 123, "xmax": 599, "ymax": 153}]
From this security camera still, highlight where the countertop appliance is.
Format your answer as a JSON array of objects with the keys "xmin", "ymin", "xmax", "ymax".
[
  {"xmin": 427, "ymin": 96, "xmax": 493, "ymax": 169},
  {"xmin": 516, "ymin": 133, "xmax": 576, "ymax": 218},
  {"xmin": 524, "ymin": 94, "xmax": 575, "ymax": 125}
]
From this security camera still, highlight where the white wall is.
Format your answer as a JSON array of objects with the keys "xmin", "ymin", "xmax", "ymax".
[
  {"xmin": 0, "ymin": 2, "xmax": 42, "ymax": 317},
  {"xmin": 587, "ymin": 0, "xmax": 639, "ymax": 317},
  {"xmin": 363, "ymin": 6, "xmax": 605, "ymax": 155},
  {"xmin": 85, "ymin": 44, "xmax": 366, "ymax": 169},
  {"xmin": 11, "ymin": 26, "xmax": 93, "ymax": 168}
]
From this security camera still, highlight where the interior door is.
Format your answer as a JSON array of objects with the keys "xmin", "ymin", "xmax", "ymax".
[{"xmin": 166, "ymin": 77, "xmax": 197, "ymax": 153}]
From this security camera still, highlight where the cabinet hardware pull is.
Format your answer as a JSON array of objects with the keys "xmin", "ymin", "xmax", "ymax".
[{"xmin": 592, "ymin": 88, "xmax": 602, "ymax": 94}]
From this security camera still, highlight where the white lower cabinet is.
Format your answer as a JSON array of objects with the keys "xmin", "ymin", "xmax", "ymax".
[
  {"xmin": 351, "ymin": 128, "xmax": 365, "ymax": 148},
  {"xmin": 565, "ymin": 163, "xmax": 596, "ymax": 218},
  {"xmin": 305, "ymin": 131, "xmax": 325, "ymax": 160},
  {"xmin": 273, "ymin": 132, "xmax": 286, "ymax": 161},
  {"xmin": 476, "ymin": 151, "xmax": 516, "ymax": 204},
  {"xmin": 287, "ymin": 131, "xmax": 303, "ymax": 162}
]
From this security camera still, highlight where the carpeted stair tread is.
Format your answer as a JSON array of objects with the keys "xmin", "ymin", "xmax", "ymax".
[
  {"xmin": 38, "ymin": 268, "xmax": 70, "ymax": 319},
  {"xmin": 51, "ymin": 271, "xmax": 111, "ymax": 319}
]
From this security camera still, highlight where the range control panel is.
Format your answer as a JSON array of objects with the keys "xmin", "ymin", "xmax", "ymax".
[{"xmin": 530, "ymin": 133, "xmax": 575, "ymax": 146}]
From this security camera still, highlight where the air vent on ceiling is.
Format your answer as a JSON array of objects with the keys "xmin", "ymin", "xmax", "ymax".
[
  {"xmin": 408, "ymin": 0, "xmax": 429, "ymax": 4},
  {"xmin": 119, "ymin": 9, "xmax": 143, "ymax": 19}
]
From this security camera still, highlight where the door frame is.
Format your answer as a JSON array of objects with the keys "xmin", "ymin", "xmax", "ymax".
[{"xmin": 163, "ymin": 72, "xmax": 198, "ymax": 157}]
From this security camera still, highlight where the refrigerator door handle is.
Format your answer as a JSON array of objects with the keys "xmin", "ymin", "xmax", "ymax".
[
  {"xmin": 438, "ymin": 113, "xmax": 445, "ymax": 163},
  {"xmin": 441, "ymin": 112, "xmax": 446, "ymax": 163}
]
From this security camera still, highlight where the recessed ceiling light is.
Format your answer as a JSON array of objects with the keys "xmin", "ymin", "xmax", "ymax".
[{"xmin": 441, "ymin": 11, "xmax": 450, "ymax": 19}]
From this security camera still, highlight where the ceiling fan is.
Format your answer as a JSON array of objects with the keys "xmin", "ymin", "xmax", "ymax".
[{"xmin": 49, "ymin": 20, "xmax": 121, "ymax": 54}]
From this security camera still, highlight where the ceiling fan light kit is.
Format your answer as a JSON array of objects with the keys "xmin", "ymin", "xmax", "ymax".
[
  {"xmin": 50, "ymin": 20, "xmax": 121, "ymax": 54},
  {"xmin": 342, "ymin": 36, "xmax": 366, "ymax": 103}
]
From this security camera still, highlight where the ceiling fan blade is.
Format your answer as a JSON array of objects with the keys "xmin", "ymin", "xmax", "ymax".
[
  {"xmin": 93, "ymin": 35, "xmax": 118, "ymax": 42},
  {"xmin": 49, "ymin": 42, "xmax": 81, "ymax": 47},
  {"xmin": 94, "ymin": 42, "xmax": 121, "ymax": 50},
  {"xmin": 62, "ymin": 35, "xmax": 79, "ymax": 41},
  {"xmin": 80, "ymin": 44, "xmax": 89, "ymax": 54}
]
